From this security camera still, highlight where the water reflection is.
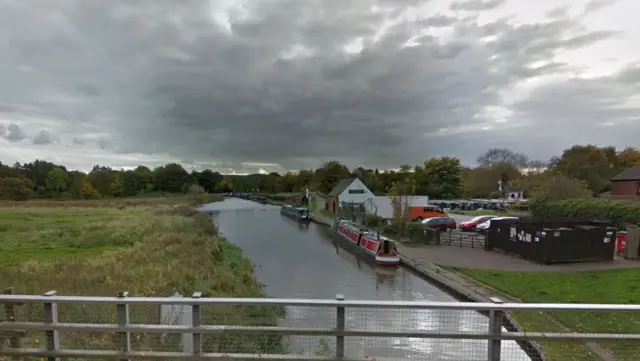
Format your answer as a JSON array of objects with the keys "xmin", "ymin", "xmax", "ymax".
[{"xmin": 199, "ymin": 199, "xmax": 530, "ymax": 361}]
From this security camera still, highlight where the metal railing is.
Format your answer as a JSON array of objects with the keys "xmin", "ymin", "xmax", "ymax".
[{"xmin": 1, "ymin": 291, "xmax": 640, "ymax": 361}]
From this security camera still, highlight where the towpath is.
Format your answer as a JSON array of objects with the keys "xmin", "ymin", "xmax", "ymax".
[{"xmin": 310, "ymin": 212, "xmax": 635, "ymax": 361}]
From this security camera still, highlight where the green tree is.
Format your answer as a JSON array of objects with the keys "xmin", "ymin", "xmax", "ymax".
[
  {"xmin": 88, "ymin": 165, "xmax": 116, "ymax": 196},
  {"xmin": 154, "ymin": 163, "xmax": 189, "ymax": 193},
  {"xmin": 120, "ymin": 170, "xmax": 140, "ymax": 196},
  {"xmin": 45, "ymin": 167, "xmax": 69, "ymax": 192},
  {"xmin": 415, "ymin": 157, "xmax": 463, "ymax": 199},
  {"xmin": 134, "ymin": 165, "xmax": 154, "ymax": 191},
  {"xmin": 194, "ymin": 169, "xmax": 223, "ymax": 193},
  {"xmin": 19, "ymin": 160, "xmax": 61, "ymax": 192},
  {"xmin": 110, "ymin": 174, "xmax": 125, "ymax": 197}
]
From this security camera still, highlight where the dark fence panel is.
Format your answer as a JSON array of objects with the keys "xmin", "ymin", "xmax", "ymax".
[{"xmin": 486, "ymin": 218, "xmax": 616, "ymax": 264}]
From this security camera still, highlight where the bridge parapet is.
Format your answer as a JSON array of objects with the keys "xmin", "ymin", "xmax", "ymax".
[{"xmin": 1, "ymin": 288, "xmax": 639, "ymax": 361}]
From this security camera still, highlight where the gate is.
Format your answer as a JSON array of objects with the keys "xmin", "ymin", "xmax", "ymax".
[{"xmin": 440, "ymin": 230, "xmax": 486, "ymax": 248}]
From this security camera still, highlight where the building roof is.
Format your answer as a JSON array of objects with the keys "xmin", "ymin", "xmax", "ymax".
[
  {"xmin": 328, "ymin": 178, "xmax": 357, "ymax": 196},
  {"xmin": 612, "ymin": 165, "xmax": 640, "ymax": 181}
]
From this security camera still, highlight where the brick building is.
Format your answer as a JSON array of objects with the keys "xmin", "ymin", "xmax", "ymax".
[{"xmin": 611, "ymin": 165, "xmax": 640, "ymax": 198}]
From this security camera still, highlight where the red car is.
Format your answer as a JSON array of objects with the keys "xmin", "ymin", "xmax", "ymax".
[
  {"xmin": 458, "ymin": 215, "xmax": 497, "ymax": 232},
  {"xmin": 421, "ymin": 217, "xmax": 457, "ymax": 230}
]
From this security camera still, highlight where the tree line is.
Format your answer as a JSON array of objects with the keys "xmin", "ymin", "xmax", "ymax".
[{"xmin": 0, "ymin": 145, "xmax": 638, "ymax": 201}]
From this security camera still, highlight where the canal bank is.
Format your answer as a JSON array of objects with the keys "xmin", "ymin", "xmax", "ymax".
[
  {"xmin": 201, "ymin": 198, "xmax": 530, "ymax": 361},
  {"xmin": 309, "ymin": 213, "xmax": 546, "ymax": 361}
]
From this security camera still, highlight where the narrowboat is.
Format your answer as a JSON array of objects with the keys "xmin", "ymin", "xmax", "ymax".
[
  {"xmin": 280, "ymin": 205, "xmax": 310, "ymax": 221},
  {"xmin": 330, "ymin": 218, "xmax": 400, "ymax": 266}
]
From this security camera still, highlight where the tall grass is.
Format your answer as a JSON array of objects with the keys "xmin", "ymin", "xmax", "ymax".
[{"xmin": 0, "ymin": 196, "xmax": 284, "ymax": 354}]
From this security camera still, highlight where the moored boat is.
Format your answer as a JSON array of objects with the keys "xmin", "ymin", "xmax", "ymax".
[
  {"xmin": 330, "ymin": 218, "xmax": 400, "ymax": 266},
  {"xmin": 280, "ymin": 205, "xmax": 310, "ymax": 221}
]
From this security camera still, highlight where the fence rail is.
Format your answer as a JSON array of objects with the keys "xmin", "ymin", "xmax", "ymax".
[
  {"xmin": 2, "ymin": 291, "xmax": 640, "ymax": 361},
  {"xmin": 440, "ymin": 230, "xmax": 486, "ymax": 248}
]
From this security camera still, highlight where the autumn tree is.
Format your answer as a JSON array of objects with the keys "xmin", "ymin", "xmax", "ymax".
[
  {"xmin": 79, "ymin": 181, "xmax": 100, "ymax": 199},
  {"xmin": 0, "ymin": 177, "xmax": 34, "ymax": 201},
  {"xmin": 553, "ymin": 145, "xmax": 615, "ymax": 195},
  {"xmin": 617, "ymin": 147, "xmax": 640, "ymax": 169},
  {"xmin": 314, "ymin": 161, "xmax": 350, "ymax": 194},
  {"xmin": 389, "ymin": 176, "xmax": 416, "ymax": 225},
  {"xmin": 476, "ymin": 148, "xmax": 529, "ymax": 169},
  {"xmin": 528, "ymin": 173, "xmax": 592, "ymax": 202}
]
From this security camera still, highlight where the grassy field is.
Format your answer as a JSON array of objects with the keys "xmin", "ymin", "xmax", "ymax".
[
  {"xmin": 453, "ymin": 267, "xmax": 640, "ymax": 361},
  {"xmin": 0, "ymin": 195, "xmax": 284, "ymax": 354}
]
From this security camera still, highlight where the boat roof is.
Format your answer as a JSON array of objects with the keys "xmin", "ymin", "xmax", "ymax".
[{"xmin": 336, "ymin": 219, "xmax": 394, "ymax": 243}]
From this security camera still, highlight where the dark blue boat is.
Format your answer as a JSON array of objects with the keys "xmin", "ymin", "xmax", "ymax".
[{"xmin": 280, "ymin": 205, "xmax": 310, "ymax": 221}]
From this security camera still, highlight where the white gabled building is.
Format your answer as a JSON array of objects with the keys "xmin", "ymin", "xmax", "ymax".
[
  {"xmin": 325, "ymin": 177, "xmax": 376, "ymax": 214},
  {"xmin": 324, "ymin": 177, "xmax": 429, "ymax": 219}
]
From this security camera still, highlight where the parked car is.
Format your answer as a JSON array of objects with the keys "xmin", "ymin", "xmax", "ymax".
[
  {"xmin": 475, "ymin": 216, "xmax": 519, "ymax": 234},
  {"xmin": 421, "ymin": 216, "xmax": 457, "ymax": 231},
  {"xmin": 459, "ymin": 215, "xmax": 498, "ymax": 232}
]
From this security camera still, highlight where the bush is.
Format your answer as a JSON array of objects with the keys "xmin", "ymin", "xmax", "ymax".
[
  {"xmin": 364, "ymin": 214, "xmax": 383, "ymax": 227},
  {"xmin": 381, "ymin": 222, "xmax": 439, "ymax": 244},
  {"xmin": 530, "ymin": 199, "xmax": 640, "ymax": 229}
]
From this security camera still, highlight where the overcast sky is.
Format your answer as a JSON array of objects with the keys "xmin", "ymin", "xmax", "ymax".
[{"xmin": 0, "ymin": 0, "xmax": 638, "ymax": 174}]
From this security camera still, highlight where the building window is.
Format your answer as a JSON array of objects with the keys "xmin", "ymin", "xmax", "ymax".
[{"xmin": 348, "ymin": 189, "xmax": 366, "ymax": 194}]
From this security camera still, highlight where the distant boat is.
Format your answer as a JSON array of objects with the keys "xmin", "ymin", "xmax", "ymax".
[
  {"xmin": 280, "ymin": 205, "xmax": 310, "ymax": 222},
  {"xmin": 330, "ymin": 218, "xmax": 400, "ymax": 266}
]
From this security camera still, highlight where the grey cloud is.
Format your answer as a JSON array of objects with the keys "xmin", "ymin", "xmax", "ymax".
[
  {"xmin": 33, "ymin": 129, "xmax": 55, "ymax": 145},
  {"xmin": 450, "ymin": 0, "xmax": 507, "ymax": 12},
  {"xmin": 97, "ymin": 138, "xmax": 111, "ymax": 150},
  {"xmin": 0, "ymin": 0, "xmax": 636, "ymax": 171},
  {"xmin": 583, "ymin": 0, "xmax": 618, "ymax": 15},
  {"xmin": 1, "ymin": 124, "xmax": 27, "ymax": 142}
]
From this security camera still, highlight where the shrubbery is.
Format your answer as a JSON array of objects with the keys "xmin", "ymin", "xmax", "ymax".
[{"xmin": 530, "ymin": 199, "xmax": 640, "ymax": 229}]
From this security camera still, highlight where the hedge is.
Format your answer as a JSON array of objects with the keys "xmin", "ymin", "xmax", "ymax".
[
  {"xmin": 254, "ymin": 193, "xmax": 303, "ymax": 201},
  {"xmin": 529, "ymin": 199, "xmax": 640, "ymax": 229}
]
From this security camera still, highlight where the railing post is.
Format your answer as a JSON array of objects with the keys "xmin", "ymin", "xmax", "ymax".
[
  {"xmin": 4, "ymin": 287, "xmax": 22, "ymax": 361},
  {"xmin": 487, "ymin": 297, "xmax": 504, "ymax": 361},
  {"xmin": 335, "ymin": 294, "xmax": 345, "ymax": 359},
  {"xmin": 192, "ymin": 292, "xmax": 202, "ymax": 354},
  {"xmin": 43, "ymin": 290, "xmax": 60, "ymax": 361},
  {"xmin": 116, "ymin": 291, "xmax": 131, "ymax": 361}
]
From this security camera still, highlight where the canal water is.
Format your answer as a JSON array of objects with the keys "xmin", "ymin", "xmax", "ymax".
[{"xmin": 199, "ymin": 198, "xmax": 530, "ymax": 361}]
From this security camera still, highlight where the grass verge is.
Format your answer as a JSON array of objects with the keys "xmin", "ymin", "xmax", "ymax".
[
  {"xmin": 0, "ymin": 195, "xmax": 284, "ymax": 355},
  {"xmin": 453, "ymin": 267, "xmax": 640, "ymax": 361}
]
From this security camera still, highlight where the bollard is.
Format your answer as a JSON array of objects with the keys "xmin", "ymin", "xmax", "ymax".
[
  {"xmin": 192, "ymin": 292, "xmax": 202, "ymax": 354},
  {"xmin": 335, "ymin": 294, "xmax": 345, "ymax": 359},
  {"xmin": 487, "ymin": 297, "xmax": 504, "ymax": 361},
  {"xmin": 116, "ymin": 291, "xmax": 131, "ymax": 361},
  {"xmin": 43, "ymin": 290, "xmax": 60, "ymax": 361}
]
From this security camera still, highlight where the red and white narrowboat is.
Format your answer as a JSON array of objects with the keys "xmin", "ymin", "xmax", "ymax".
[{"xmin": 330, "ymin": 218, "xmax": 400, "ymax": 266}]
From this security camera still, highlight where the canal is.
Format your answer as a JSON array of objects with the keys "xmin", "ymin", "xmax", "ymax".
[{"xmin": 199, "ymin": 198, "xmax": 529, "ymax": 361}]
